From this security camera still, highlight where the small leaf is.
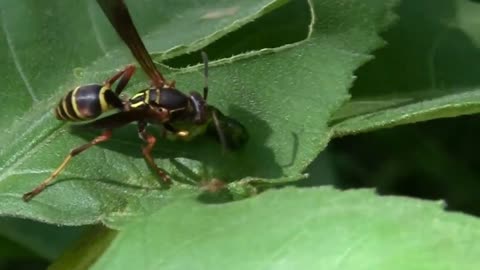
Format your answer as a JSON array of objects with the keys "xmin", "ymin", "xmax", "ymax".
[{"xmin": 332, "ymin": 0, "xmax": 480, "ymax": 136}]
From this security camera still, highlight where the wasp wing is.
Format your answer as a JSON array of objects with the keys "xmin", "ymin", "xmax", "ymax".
[{"xmin": 97, "ymin": 0, "xmax": 165, "ymax": 87}]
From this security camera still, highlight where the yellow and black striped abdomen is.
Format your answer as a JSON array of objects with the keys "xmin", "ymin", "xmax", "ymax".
[{"xmin": 54, "ymin": 84, "xmax": 119, "ymax": 121}]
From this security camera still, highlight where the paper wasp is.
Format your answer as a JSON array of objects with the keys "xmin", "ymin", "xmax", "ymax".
[{"xmin": 23, "ymin": 0, "xmax": 248, "ymax": 201}]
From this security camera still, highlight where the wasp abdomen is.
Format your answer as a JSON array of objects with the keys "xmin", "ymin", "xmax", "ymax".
[{"xmin": 54, "ymin": 84, "xmax": 121, "ymax": 121}]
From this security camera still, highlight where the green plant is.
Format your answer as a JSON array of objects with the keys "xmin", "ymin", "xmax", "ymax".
[{"xmin": 1, "ymin": 0, "xmax": 480, "ymax": 269}]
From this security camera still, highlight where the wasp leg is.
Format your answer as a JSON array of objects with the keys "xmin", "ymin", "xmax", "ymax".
[
  {"xmin": 104, "ymin": 64, "xmax": 136, "ymax": 94},
  {"xmin": 101, "ymin": 65, "xmax": 136, "ymax": 111},
  {"xmin": 112, "ymin": 65, "xmax": 136, "ymax": 95},
  {"xmin": 138, "ymin": 122, "xmax": 171, "ymax": 183},
  {"xmin": 23, "ymin": 130, "xmax": 113, "ymax": 202}
]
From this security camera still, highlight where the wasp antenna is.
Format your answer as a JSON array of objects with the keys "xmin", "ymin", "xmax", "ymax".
[
  {"xmin": 201, "ymin": 51, "xmax": 209, "ymax": 100},
  {"xmin": 212, "ymin": 109, "xmax": 227, "ymax": 154}
]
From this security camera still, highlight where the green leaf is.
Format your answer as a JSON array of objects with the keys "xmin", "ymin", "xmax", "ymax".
[
  {"xmin": 91, "ymin": 187, "xmax": 480, "ymax": 270},
  {"xmin": 0, "ymin": 0, "xmax": 397, "ymax": 226},
  {"xmin": 331, "ymin": 0, "xmax": 480, "ymax": 136}
]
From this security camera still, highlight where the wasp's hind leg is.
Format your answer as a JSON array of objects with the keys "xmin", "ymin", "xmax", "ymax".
[
  {"xmin": 23, "ymin": 130, "xmax": 113, "ymax": 202},
  {"xmin": 137, "ymin": 122, "xmax": 171, "ymax": 184},
  {"xmin": 106, "ymin": 65, "xmax": 136, "ymax": 95},
  {"xmin": 102, "ymin": 65, "xmax": 137, "ymax": 111},
  {"xmin": 104, "ymin": 64, "xmax": 136, "ymax": 94}
]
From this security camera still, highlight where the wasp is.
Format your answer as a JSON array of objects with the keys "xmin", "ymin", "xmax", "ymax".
[{"xmin": 23, "ymin": 0, "xmax": 248, "ymax": 201}]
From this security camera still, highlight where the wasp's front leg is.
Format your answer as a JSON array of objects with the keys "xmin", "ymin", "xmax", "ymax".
[{"xmin": 137, "ymin": 121, "xmax": 171, "ymax": 183}]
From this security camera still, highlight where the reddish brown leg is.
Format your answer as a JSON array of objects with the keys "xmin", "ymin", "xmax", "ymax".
[
  {"xmin": 113, "ymin": 65, "xmax": 136, "ymax": 95},
  {"xmin": 23, "ymin": 130, "xmax": 113, "ymax": 202},
  {"xmin": 104, "ymin": 64, "xmax": 136, "ymax": 94},
  {"xmin": 137, "ymin": 122, "xmax": 171, "ymax": 183}
]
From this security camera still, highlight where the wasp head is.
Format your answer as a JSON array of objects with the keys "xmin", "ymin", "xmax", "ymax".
[{"xmin": 207, "ymin": 106, "xmax": 249, "ymax": 150}]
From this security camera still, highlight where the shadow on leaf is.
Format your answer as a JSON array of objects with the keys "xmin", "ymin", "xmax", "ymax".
[{"xmin": 69, "ymin": 105, "xmax": 282, "ymax": 191}]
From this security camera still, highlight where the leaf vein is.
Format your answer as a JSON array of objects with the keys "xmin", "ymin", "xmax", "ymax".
[{"xmin": 1, "ymin": 11, "xmax": 39, "ymax": 103}]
